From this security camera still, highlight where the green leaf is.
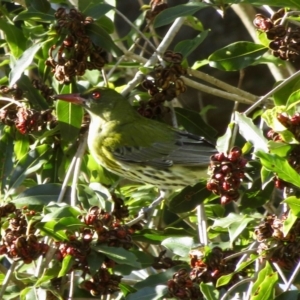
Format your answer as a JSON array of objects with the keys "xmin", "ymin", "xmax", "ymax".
[
  {"xmin": 20, "ymin": 287, "xmax": 37, "ymax": 300},
  {"xmin": 35, "ymin": 264, "xmax": 61, "ymax": 286},
  {"xmin": 169, "ymin": 182, "xmax": 212, "ymax": 213},
  {"xmin": 217, "ymin": 254, "xmax": 257, "ymax": 287},
  {"xmin": 127, "ymin": 285, "xmax": 168, "ymax": 300},
  {"xmin": 56, "ymin": 101, "xmax": 82, "ymax": 143},
  {"xmin": 84, "ymin": 3, "xmax": 113, "ymax": 19},
  {"xmin": 184, "ymin": 15, "xmax": 204, "ymax": 31},
  {"xmin": 154, "ymin": 3, "xmax": 208, "ymax": 28},
  {"xmin": 174, "ymin": 31, "xmax": 208, "ymax": 58},
  {"xmin": 14, "ymin": 131, "xmax": 29, "ymax": 161},
  {"xmin": 85, "ymin": 23, "xmax": 123, "ymax": 57},
  {"xmin": 94, "ymin": 245, "xmax": 141, "ymax": 268},
  {"xmin": 8, "ymin": 144, "xmax": 51, "ymax": 195},
  {"xmin": 58, "ymin": 254, "xmax": 74, "ymax": 277},
  {"xmin": 41, "ymin": 204, "xmax": 81, "ymax": 221},
  {"xmin": 175, "ymin": 107, "xmax": 217, "ymax": 140},
  {"xmin": 274, "ymin": 291, "xmax": 300, "ymax": 300},
  {"xmin": 161, "ymin": 236, "xmax": 196, "ymax": 257},
  {"xmin": 240, "ymin": 178, "xmax": 274, "ymax": 209},
  {"xmin": 0, "ymin": 20, "xmax": 26, "ymax": 58},
  {"xmin": 86, "ymin": 250, "xmax": 105, "ymax": 275},
  {"xmin": 235, "ymin": 112, "xmax": 268, "ymax": 152},
  {"xmin": 13, "ymin": 183, "xmax": 67, "ymax": 209},
  {"xmin": 25, "ymin": 0, "xmax": 51, "ymax": 12},
  {"xmin": 256, "ymin": 151, "xmax": 300, "ymax": 188},
  {"xmin": 250, "ymin": 261, "xmax": 278, "ymax": 300},
  {"xmin": 282, "ymin": 210, "xmax": 298, "ymax": 237},
  {"xmin": 9, "ymin": 43, "xmax": 42, "ymax": 86},
  {"xmin": 286, "ymin": 89, "xmax": 300, "ymax": 110},
  {"xmin": 228, "ymin": 216, "xmax": 253, "ymax": 244},
  {"xmin": 135, "ymin": 267, "xmax": 182, "ymax": 289},
  {"xmin": 119, "ymin": 283, "xmax": 137, "ymax": 297},
  {"xmin": 200, "ymin": 282, "xmax": 219, "ymax": 300},
  {"xmin": 245, "ymin": 0, "xmax": 300, "ymax": 9},
  {"xmin": 0, "ymin": 126, "xmax": 14, "ymax": 195},
  {"xmin": 17, "ymin": 75, "xmax": 49, "ymax": 109},
  {"xmin": 283, "ymin": 196, "xmax": 300, "ymax": 217},
  {"xmin": 273, "ymin": 77, "xmax": 300, "ymax": 106},
  {"xmin": 216, "ymin": 122, "xmax": 234, "ymax": 154},
  {"xmin": 14, "ymin": 7, "xmax": 55, "ymax": 22},
  {"xmin": 36, "ymin": 220, "xmax": 69, "ymax": 241},
  {"xmin": 212, "ymin": 213, "xmax": 254, "ymax": 244},
  {"xmin": 54, "ymin": 217, "xmax": 84, "ymax": 231},
  {"xmin": 208, "ymin": 42, "xmax": 267, "ymax": 71},
  {"xmin": 77, "ymin": 184, "xmax": 109, "ymax": 211}
]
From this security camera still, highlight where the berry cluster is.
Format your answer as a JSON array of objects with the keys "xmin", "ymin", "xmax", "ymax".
[
  {"xmin": 152, "ymin": 250, "xmax": 183, "ymax": 270},
  {"xmin": 139, "ymin": 50, "xmax": 187, "ymax": 119},
  {"xmin": 0, "ymin": 205, "xmax": 49, "ymax": 264},
  {"xmin": 54, "ymin": 199, "xmax": 142, "ymax": 296},
  {"xmin": 0, "ymin": 106, "xmax": 54, "ymax": 134},
  {"xmin": 0, "ymin": 84, "xmax": 23, "ymax": 100},
  {"xmin": 254, "ymin": 9, "xmax": 300, "ymax": 61},
  {"xmin": 47, "ymin": 8, "xmax": 107, "ymax": 84},
  {"xmin": 80, "ymin": 267, "xmax": 122, "ymax": 296},
  {"xmin": 255, "ymin": 214, "xmax": 300, "ymax": 269},
  {"xmin": 167, "ymin": 247, "xmax": 241, "ymax": 299},
  {"xmin": 32, "ymin": 79, "xmax": 54, "ymax": 104},
  {"xmin": 81, "ymin": 205, "xmax": 134, "ymax": 249},
  {"xmin": 206, "ymin": 147, "xmax": 247, "ymax": 205},
  {"xmin": 277, "ymin": 112, "xmax": 300, "ymax": 142},
  {"xmin": 145, "ymin": 0, "xmax": 168, "ymax": 22}
]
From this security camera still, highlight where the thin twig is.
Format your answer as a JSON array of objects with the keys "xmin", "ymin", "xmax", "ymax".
[
  {"xmin": 188, "ymin": 69, "xmax": 258, "ymax": 102},
  {"xmin": 0, "ymin": 263, "xmax": 24, "ymax": 289},
  {"xmin": 114, "ymin": 9, "xmax": 157, "ymax": 53},
  {"xmin": 272, "ymin": 262, "xmax": 288, "ymax": 285},
  {"xmin": 70, "ymin": 132, "xmax": 88, "ymax": 206},
  {"xmin": 68, "ymin": 271, "xmax": 75, "ymax": 300},
  {"xmin": 220, "ymin": 277, "xmax": 254, "ymax": 300},
  {"xmin": 121, "ymin": 16, "xmax": 186, "ymax": 96},
  {"xmin": 57, "ymin": 156, "xmax": 76, "ymax": 203},
  {"xmin": 0, "ymin": 96, "xmax": 23, "ymax": 107},
  {"xmin": 244, "ymin": 69, "xmax": 300, "ymax": 115},
  {"xmin": 126, "ymin": 191, "xmax": 165, "ymax": 227},
  {"xmin": 0, "ymin": 261, "xmax": 17, "ymax": 298},
  {"xmin": 183, "ymin": 77, "xmax": 254, "ymax": 105},
  {"xmin": 197, "ymin": 204, "xmax": 208, "ymax": 245},
  {"xmin": 284, "ymin": 260, "xmax": 300, "ymax": 291}
]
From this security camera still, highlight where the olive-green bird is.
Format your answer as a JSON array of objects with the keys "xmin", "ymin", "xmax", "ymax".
[{"xmin": 55, "ymin": 87, "xmax": 215, "ymax": 190}]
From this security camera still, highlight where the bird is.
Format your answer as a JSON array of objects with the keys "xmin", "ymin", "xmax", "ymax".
[{"xmin": 54, "ymin": 87, "xmax": 216, "ymax": 190}]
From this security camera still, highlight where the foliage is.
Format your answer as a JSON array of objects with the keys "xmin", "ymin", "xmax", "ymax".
[{"xmin": 1, "ymin": 0, "xmax": 300, "ymax": 299}]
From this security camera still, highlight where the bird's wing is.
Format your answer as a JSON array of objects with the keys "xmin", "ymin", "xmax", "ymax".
[{"xmin": 109, "ymin": 121, "xmax": 215, "ymax": 169}]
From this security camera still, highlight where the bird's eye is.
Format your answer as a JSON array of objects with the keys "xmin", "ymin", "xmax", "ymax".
[{"xmin": 92, "ymin": 92, "xmax": 101, "ymax": 99}]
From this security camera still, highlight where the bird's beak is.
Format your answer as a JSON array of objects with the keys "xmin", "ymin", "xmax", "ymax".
[{"xmin": 53, "ymin": 93, "xmax": 85, "ymax": 105}]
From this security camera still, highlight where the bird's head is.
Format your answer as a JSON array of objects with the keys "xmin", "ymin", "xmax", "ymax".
[{"xmin": 54, "ymin": 87, "xmax": 130, "ymax": 117}]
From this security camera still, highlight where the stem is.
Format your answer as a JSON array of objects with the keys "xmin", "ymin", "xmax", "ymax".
[
  {"xmin": 70, "ymin": 132, "xmax": 88, "ymax": 206},
  {"xmin": 220, "ymin": 277, "xmax": 254, "ymax": 300},
  {"xmin": 0, "ymin": 96, "xmax": 23, "ymax": 107},
  {"xmin": 126, "ymin": 191, "xmax": 165, "ymax": 227},
  {"xmin": 0, "ymin": 261, "xmax": 17, "ymax": 298},
  {"xmin": 284, "ymin": 260, "xmax": 300, "ymax": 291},
  {"xmin": 57, "ymin": 156, "xmax": 76, "ymax": 203},
  {"xmin": 183, "ymin": 77, "xmax": 254, "ymax": 104},
  {"xmin": 244, "ymin": 69, "xmax": 300, "ymax": 115},
  {"xmin": 114, "ymin": 9, "xmax": 157, "ymax": 52},
  {"xmin": 121, "ymin": 16, "xmax": 186, "ymax": 96},
  {"xmin": 197, "ymin": 204, "xmax": 208, "ymax": 245},
  {"xmin": 188, "ymin": 69, "xmax": 258, "ymax": 102}
]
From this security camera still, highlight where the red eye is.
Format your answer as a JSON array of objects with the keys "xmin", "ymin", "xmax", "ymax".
[{"xmin": 92, "ymin": 92, "xmax": 101, "ymax": 99}]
